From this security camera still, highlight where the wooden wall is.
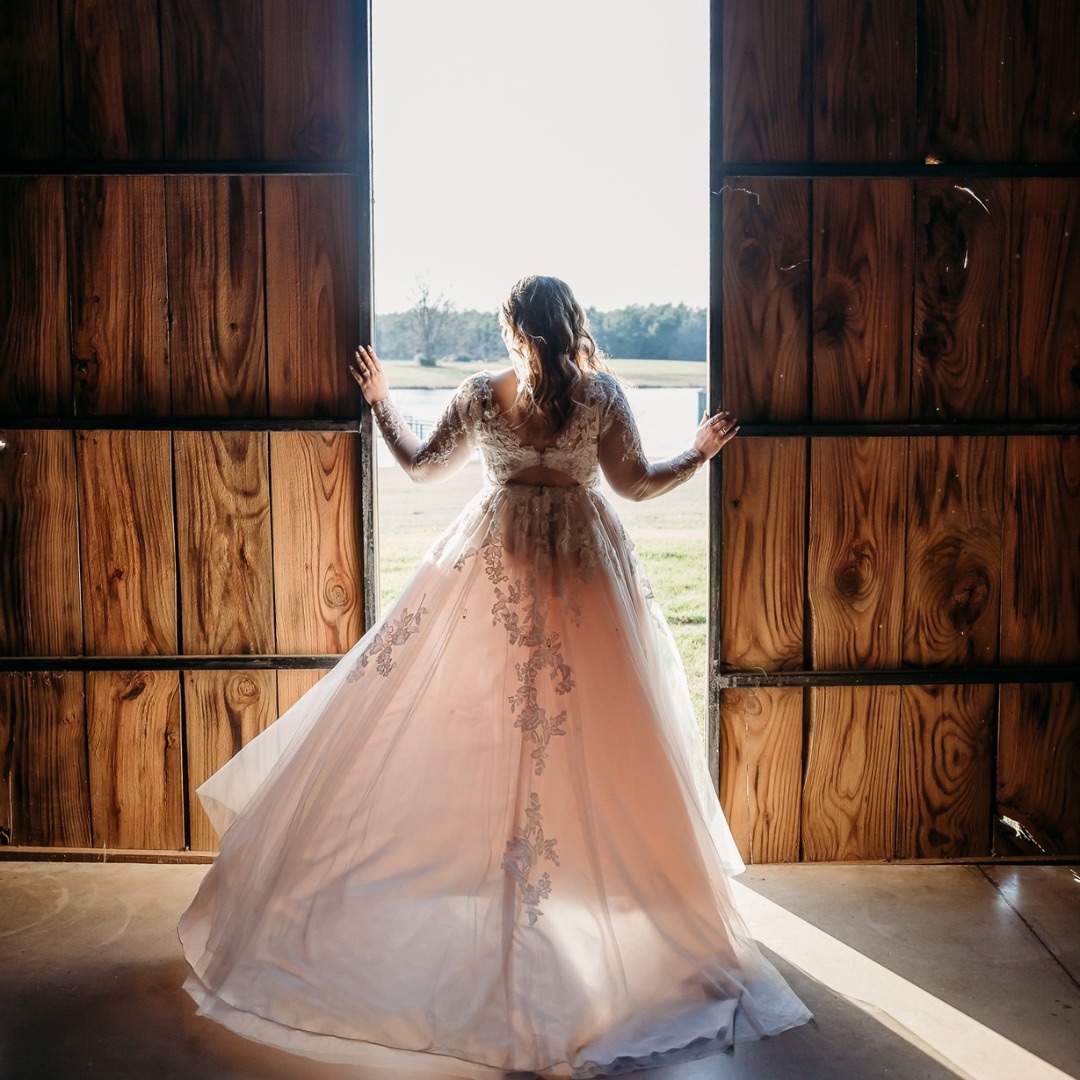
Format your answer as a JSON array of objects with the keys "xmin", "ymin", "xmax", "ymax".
[
  {"xmin": 0, "ymin": 0, "xmax": 369, "ymax": 853},
  {"xmin": 713, "ymin": 0, "xmax": 1080, "ymax": 862}
]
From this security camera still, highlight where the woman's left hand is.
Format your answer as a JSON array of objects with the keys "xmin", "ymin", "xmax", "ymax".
[
  {"xmin": 693, "ymin": 410, "xmax": 739, "ymax": 461},
  {"xmin": 349, "ymin": 345, "xmax": 390, "ymax": 405}
]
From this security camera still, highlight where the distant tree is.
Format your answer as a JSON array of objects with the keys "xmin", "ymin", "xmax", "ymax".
[{"xmin": 408, "ymin": 282, "xmax": 454, "ymax": 366}]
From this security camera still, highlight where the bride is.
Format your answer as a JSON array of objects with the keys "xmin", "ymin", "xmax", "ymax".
[{"xmin": 178, "ymin": 275, "xmax": 811, "ymax": 1077}]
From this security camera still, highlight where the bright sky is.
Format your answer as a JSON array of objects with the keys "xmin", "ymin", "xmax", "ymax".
[{"xmin": 371, "ymin": 0, "xmax": 709, "ymax": 314}]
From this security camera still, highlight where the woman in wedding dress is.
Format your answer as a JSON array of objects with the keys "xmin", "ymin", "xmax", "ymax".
[{"xmin": 178, "ymin": 275, "xmax": 811, "ymax": 1077}]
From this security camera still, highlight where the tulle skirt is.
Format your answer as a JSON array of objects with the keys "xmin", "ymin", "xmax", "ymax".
[{"xmin": 178, "ymin": 481, "xmax": 811, "ymax": 1077}]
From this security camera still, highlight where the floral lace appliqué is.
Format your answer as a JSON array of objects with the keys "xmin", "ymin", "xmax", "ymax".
[
  {"xmin": 347, "ymin": 598, "xmax": 428, "ymax": 680},
  {"xmin": 501, "ymin": 792, "xmax": 560, "ymax": 926}
]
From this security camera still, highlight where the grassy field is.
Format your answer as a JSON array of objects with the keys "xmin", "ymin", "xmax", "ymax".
[{"xmin": 379, "ymin": 357, "xmax": 706, "ymax": 389}]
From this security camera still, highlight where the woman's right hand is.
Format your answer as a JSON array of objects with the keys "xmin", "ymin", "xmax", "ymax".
[
  {"xmin": 349, "ymin": 345, "xmax": 390, "ymax": 405},
  {"xmin": 692, "ymin": 410, "xmax": 739, "ymax": 461}
]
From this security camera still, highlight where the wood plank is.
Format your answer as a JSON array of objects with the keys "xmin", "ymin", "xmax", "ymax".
[
  {"xmin": 809, "ymin": 438, "xmax": 907, "ymax": 669},
  {"xmin": 721, "ymin": 0, "xmax": 811, "ymax": 162},
  {"xmin": 1001, "ymin": 437, "xmax": 1080, "ymax": 665},
  {"xmin": 87, "ymin": 670, "xmax": 183, "ymax": 849},
  {"xmin": 0, "ymin": 0, "xmax": 63, "ymax": 159},
  {"xmin": 0, "ymin": 178, "xmax": 71, "ymax": 415},
  {"xmin": 897, "ymin": 684, "xmax": 993, "ymax": 859},
  {"xmin": 160, "ymin": 0, "xmax": 262, "ymax": 160},
  {"xmin": 61, "ymin": 0, "xmax": 163, "ymax": 159},
  {"xmin": 0, "ymin": 430, "xmax": 81, "ymax": 656},
  {"xmin": 998, "ymin": 683, "xmax": 1080, "ymax": 856},
  {"xmin": 174, "ymin": 431, "xmax": 273, "ymax": 655},
  {"xmin": 903, "ymin": 437, "xmax": 1003, "ymax": 668},
  {"xmin": 812, "ymin": 179, "xmax": 913, "ymax": 421},
  {"xmin": 720, "ymin": 437, "xmax": 804, "ymax": 671},
  {"xmin": 812, "ymin": 0, "xmax": 916, "ymax": 162},
  {"xmin": 265, "ymin": 175, "xmax": 361, "ymax": 416},
  {"xmin": 166, "ymin": 175, "xmax": 267, "ymax": 417},
  {"xmin": 270, "ymin": 432, "xmax": 363, "ymax": 654},
  {"xmin": 718, "ymin": 687, "xmax": 802, "ymax": 864},
  {"xmin": 66, "ymin": 176, "xmax": 170, "ymax": 415},
  {"xmin": 721, "ymin": 179, "xmax": 810, "ymax": 421},
  {"xmin": 184, "ymin": 669, "xmax": 276, "ymax": 850},
  {"xmin": 1010, "ymin": 179, "xmax": 1080, "ymax": 420},
  {"xmin": 263, "ymin": 0, "xmax": 355, "ymax": 161},
  {"xmin": 913, "ymin": 179, "xmax": 1011, "ymax": 419},
  {"xmin": 0, "ymin": 672, "xmax": 91, "ymax": 847},
  {"xmin": 276, "ymin": 668, "xmax": 332, "ymax": 715},
  {"xmin": 802, "ymin": 685, "xmax": 900, "ymax": 861},
  {"xmin": 76, "ymin": 430, "xmax": 176, "ymax": 655}
]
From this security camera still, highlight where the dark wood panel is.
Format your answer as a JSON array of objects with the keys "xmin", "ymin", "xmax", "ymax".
[
  {"xmin": 720, "ymin": 438, "xmax": 804, "ymax": 671},
  {"xmin": 897, "ymin": 684, "xmax": 993, "ymax": 858},
  {"xmin": 184, "ymin": 669, "xmax": 276, "ymax": 850},
  {"xmin": 0, "ymin": 178, "xmax": 71, "ymax": 415},
  {"xmin": 67, "ymin": 176, "xmax": 170, "ymax": 415},
  {"xmin": 1010, "ymin": 179, "xmax": 1080, "ymax": 420},
  {"xmin": 0, "ymin": 0, "xmax": 63, "ymax": 159},
  {"xmin": 1015, "ymin": 0, "xmax": 1080, "ymax": 162},
  {"xmin": 265, "ymin": 175, "xmax": 361, "ymax": 416},
  {"xmin": 61, "ymin": 0, "xmax": 163, "ymax": 159},
  {"xmin": 721, "ymin": 179, "xmax": 810, "ymax": 421},
  {"xmin": 166, "ymin": 176, "xmax": 267, "ymax": 417},
  {"xmin": 270, "ymin": 432, "xmax": 363, "ymax": 654},
  {"xmin": 812, "ymin": 179, "xmax": 913, "ymax": 421},
  {"xmin": 718, "ymin": 687, "xmax": 802, "ymax": 864},
  {"xmin": 812, "ymin": 0, "xmax": 916, "ymax": 162},
  {"xmin": 721, "ymin": 0, "xmax": 810, "ymax": 162},
  {"xmin": 276, "ymin": 668, "xmax": 332, "ymax": 715},
  {"xmin": 87, "ymin": 670, "xmax": 183, "ymax": 849},
  {"xmin": 0, "ymin": 430, "xmax": 81, "ymax": 656},
  {"xmin": 802, "ymin": 685, "xmax": 900, "ymax": 860},
  {"xmin": 77, "ymin": 431, "xmax": 176, "ymax": 655},
  {"xmin": 263, "ymin": 0, "xmax": 355, "ymax": 161},
  {"xmin": 174, "ymin": 431, "xmax": 273, "ymax": 655},
  {"xmin": 913, "ymin": 179, "xmax": 1010, "ymax": 419},
  {"xmin": 0, "ymin": 672, "xmax": 91, "ymax": 847},
  {"xmin": 1001, "ymin": 437, "xmax": 1080, "ymax": 665},
  {"xmin": 160, "ymin": 0, "xmax": 262, "ymax": 160},
  {"xmin": 809, "ymin": 438, "xmax": 907, "ymax": 669},
  {"xmin": 903, "ymin": 437, "xmax": 1003, "ymax": 667},
  {"xmin": 998, "ymin": 683, "xmax": 1080, "ymax": 855}
]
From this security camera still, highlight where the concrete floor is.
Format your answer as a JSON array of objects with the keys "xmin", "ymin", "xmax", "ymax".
[{"xmin": 1, "ymin": 862, "xmax": 1077, "ymax": 1080}]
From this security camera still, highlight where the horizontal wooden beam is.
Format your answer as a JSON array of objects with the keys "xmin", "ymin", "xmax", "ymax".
[
  {"xmin": 0, "ymin": 160, "xmax": 362, "ymax": 176},
  {"xmin": 0, "ymin": 654, "xmax": 343, "ymax": 672},
  {"xmin": 715, "ymin": 162, "xmax": 1080, "ymax": 179},
  {"xmin": 733, "ymin": 422, "xmax": 1080, "ymax": 437},
  {"xmin": 0, "ymin": 416, "xmax": 362, "ymax": 432},
  {"xmin": 714, "ymin": 665, "xmax": 1080, "ymax": 688}
]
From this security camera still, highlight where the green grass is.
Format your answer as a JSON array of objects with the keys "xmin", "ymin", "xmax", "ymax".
[{"xmin": 379, "ymin": 357, "xmax": 706, "ymax": 389}]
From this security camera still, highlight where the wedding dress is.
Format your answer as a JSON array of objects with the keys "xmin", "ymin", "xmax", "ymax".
[{"xmin": 178, "ymin": 370, "xmax": 811, "ymax": 1077}]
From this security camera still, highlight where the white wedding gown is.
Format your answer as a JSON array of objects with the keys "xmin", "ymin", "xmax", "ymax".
[{"xmin": 178, "ymin": 370, "xmax": 811, "ymax": 1077}]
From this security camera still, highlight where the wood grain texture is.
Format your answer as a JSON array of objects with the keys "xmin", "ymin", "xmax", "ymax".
[
  {"xmin": 1001, "ymin": 437, "xmax": 1080, "ymax": 665},
  {"xmin": 263, "ymin": 0, "xmax": 355, "ymax": 161},
  {"xmin": 812, "ymin": 179, "xmax": 913, "ymax": 421},
  {"xmin": 903, "ymin": 437, "xmax": 1003, "ymax": 667},
  {"xmin": 802, "ymin": 685, "xmax": 900, "ymax": 861},
  {"xmin": 721, "ymin": 0, "xmax": 811, "ymax": 162},
  {"xmin": 0, "ymin": 672, "xmax": 91, "ymax": 847},
  {"xmin": 998, "ymin": 683, "xmax": 1080, "ymax": 856},
  {"xmin": 265, "ymin": 175, "xmax": 361, "ymax": 417},
  {"xmin": 276, "ymin": 668, "xmax": 332, "ymax": 715},
  {"xmin": 166, "ymin": 176, "xmax": 267, "ymax": 417},
  {"xmin": 87, "ymin": 670, "xmax": 183, "ymax": 849},
  {"xmin": 66, "ymin": 176, "xmax": 170, "ymax": 415},
  {"xmin": 809, "ymin": 438, "xmax": 907, "ymax": 669},
  {"xmin": 61, "ymin": 0, "xmax": 163, "ymax": 159},
  {"xmin": 1014, "ymin": 0, "xmax": 1080, "ymax": 162},
  {"xmin": 916, "ymin": 0, "xmax": 1015, "ymax": 162},
  {"xmin": 718, "ymin": 687, "xmax": 802, "ymax": 864},
  {"xmin": 720, "ymin": 437, "xmax": 805, "ymax": 671},
  {"xmin": 184, "ymin": 669, "xmax": 276, "ymax": 850},
  {"xmin": 77, "ymin": 430, "xmax": 177, "ymax": 655},
  {"xmin": 174, "ymin": 431, "xmax": 273, "ymax": 655},
  {"xmin": 160, "ymin": 0, "xmax": 262, "ymax": 160},
  {"xmin": 897, "ymin": 684, "xmax": 993, "ymax": 858},
  {"xmin": 0, "ymin": 0, "xmax": 63, "ymax": 159},
  {"xmin": 721, "ymin": 179, "xmax": 810, "ymax": 421},
  {"xmin": 812, "ymin": 0, "xmax": 916, "ymax": 162},
  {"xmin": 1010, "ymin": 179, "xmax": 1080, "ymax": 420},
  {"xmin": 0, "ymin": 178, "xmax": 71, "ymax": 415},
  {"xmin": 913, "ymin": 179, "xmax": 1010, "ymax": 419},
  {"xmin": 0, "ymin": 430, "xmax": 81, "ymax": 656},
  {"xmin": 270, "ymin": 432, "xmax": 363, "ymax": 654}
]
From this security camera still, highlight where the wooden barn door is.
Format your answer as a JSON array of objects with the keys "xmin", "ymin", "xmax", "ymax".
[
  {"xmin": 710, "ymin": 1, "xmax": 1080, "ymax": 863},
  {"xmin": 0, "ymin": 0, "xmax": 374, "ymax": 855}
]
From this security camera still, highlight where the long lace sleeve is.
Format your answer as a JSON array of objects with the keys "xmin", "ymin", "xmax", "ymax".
[{"xmin": 597, "ymin": 378, "xmax": 705, "ymax": 501}]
